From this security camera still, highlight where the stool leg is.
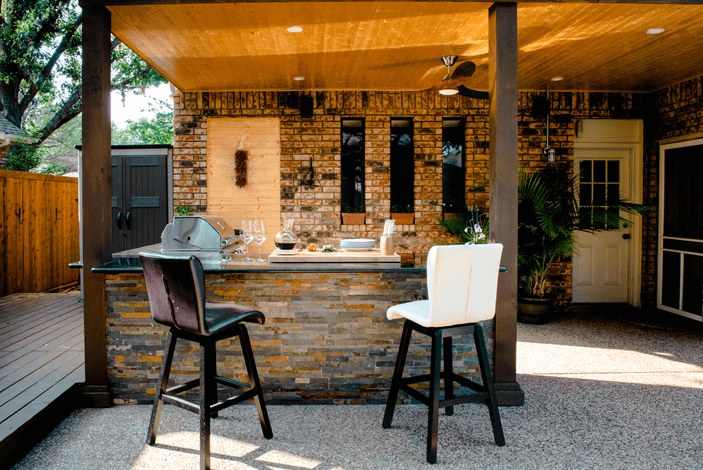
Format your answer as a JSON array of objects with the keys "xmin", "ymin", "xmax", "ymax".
[
  {"xmin": 427, "ymin": 329, "xmax": 442, "ymax": 464},
  {"xmin": 474, "ymin": 324, "xmax": 505, "ymax": 446},
  {"xmin": 382, "ymin": 321, "xmax": 413, "ymax": 429},
  {"xmin": 443, "ymin": 336, "xmax": 454, "ymax": 417},
  {"xmin": 209, "ymin": 345, "xmax": 219, "ymax": 419},
  {"xmin": 147, "ymin": 330, "xmax": 177, "ymax": 445},
  {"xmin": 239, "ymin": 324, "xmax": 273, "ymax": 439},
  {"xmin": 200, "ymin": 340, "xmax": 214, "ymax": 470}
]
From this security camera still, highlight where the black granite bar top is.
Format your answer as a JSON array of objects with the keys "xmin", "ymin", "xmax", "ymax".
[
  {"xmin": 92, "ymin": 250, "xmax": 421, "ymax": 274},
  {"xmin": 92, "ymin": 244, "xmax": 506, "ymax": 275}
]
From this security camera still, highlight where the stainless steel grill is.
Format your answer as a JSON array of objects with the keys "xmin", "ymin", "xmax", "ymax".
[{"xmin": 161, "ymin": 216, "xmax": 243, "ymax": 259}]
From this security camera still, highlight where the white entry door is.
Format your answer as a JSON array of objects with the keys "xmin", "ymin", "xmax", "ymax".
[{"xmin": 573, "ymin": 149, "xmax": 632, "ymax": 302}]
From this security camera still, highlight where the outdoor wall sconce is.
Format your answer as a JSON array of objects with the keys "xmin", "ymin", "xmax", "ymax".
[
  {"xmin": 533, "ymin": 89, "xmax": 555, "ymax": 164},
  {"xmin": 300, "ymin": 156, "xmax": 321, "ymax": 189}
]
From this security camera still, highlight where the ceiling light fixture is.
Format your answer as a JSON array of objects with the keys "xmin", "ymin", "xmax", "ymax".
[
  {"xmin": 438, "ymin": 55, "xmax": 459, "ymax": 95},
  {"xmin": 647, "ymin": 28, "xmax": 665, "ymax": 35},
  {"xmin": 551, "ymin": 76, "xmax": 563, "ymax": 82},
  {"xmin": 287, "ymin": 26, "xmax": 303, "ymax": 33},
  {"xmin": 293, "ymin": 76, "xmax": 305, "ymax": 81}
]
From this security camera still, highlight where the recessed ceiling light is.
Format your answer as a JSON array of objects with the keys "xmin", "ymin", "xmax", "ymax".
[
  {"xmin": 287, "ymin": 26, "xmax": 303, "ymax": 33},
  {"xmin": 293, "ymin": 76, "xmax": 305, "ymax": 81},
  {"xmin": 551, "ymin": 76, "xmax": 563, "ymax": 82},
  {"xmin": 438, "ymin": 88, "xmax": 459, "ymax": 96},
  {"xmin": 647, "ymin": 28, "xmax": 665, "ymax": 35}
]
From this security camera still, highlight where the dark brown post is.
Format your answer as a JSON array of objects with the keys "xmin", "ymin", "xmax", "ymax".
[
  {"xmin": 488, "ymin": 2, "xmax": 523, "ymax": 405},
  {"xmin": 80, "ymin": 5, "xmax": 112, "ymax": 407}
]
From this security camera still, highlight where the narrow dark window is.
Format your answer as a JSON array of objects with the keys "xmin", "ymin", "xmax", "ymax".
[
  {"xmin": 442, "ymin": 118, "xmax": 465, "ymax": 213},
  {"xmin": 341, "ymin": 119, "xmax": 365, "ymax": 210},
  {"xmin": 390, "ymin": 119, "xmax": 414, "ymax": 212}
]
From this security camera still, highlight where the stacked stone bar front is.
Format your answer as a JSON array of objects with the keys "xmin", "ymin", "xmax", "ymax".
[{"xmin": 104, "ymin": 268, "xmax": 496, "ymax": 405}]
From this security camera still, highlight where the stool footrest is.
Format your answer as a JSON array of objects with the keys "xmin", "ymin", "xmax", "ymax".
[
  {"xmin": 166, "ymin": 379, "xmax": 200, "ymax": 395},
  {"xmin": 163, "ymin": 394, "xmax": 200, "ymax": 414},
  {"xmin": 210, "ymin": 388, "xmax": 257, "ymax": 413},
  {"xmin": 215, "ymin": 376, "xmax": 252, "ymax": 392}
]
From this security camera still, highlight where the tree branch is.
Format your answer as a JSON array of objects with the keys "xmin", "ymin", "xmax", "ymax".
[
  {"xmin": 33, "ymin": 88, "xmax": 82, "ymax": 145},
  {"xmin": 20, "ymin": 13, "xmax": 83, "ymax": 115},
  {"xmin": 112, "ymin": 66, "xmax": 156, "ymax": 92}
]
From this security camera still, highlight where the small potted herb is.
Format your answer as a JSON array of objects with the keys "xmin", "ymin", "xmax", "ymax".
[
  {"xmin": 175, "ymin": 204, "xmax": 195, "ymax": 217},
  {"xmin": 390, "ymin": 204, "xmax": 414, "ymax": 225},
  {"xmin": 342, "ymin": 204, "xmax": 365, "ymax": 225}
]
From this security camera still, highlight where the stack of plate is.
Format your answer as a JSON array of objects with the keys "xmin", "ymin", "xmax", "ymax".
[{"xmin": 340, "ymin": 238, "xmax": 376, "ymax": 251}]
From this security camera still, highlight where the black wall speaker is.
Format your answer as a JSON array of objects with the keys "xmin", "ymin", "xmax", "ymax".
[{"xmin": 299, "ymin": 95, "xmax": 314, "ymax": 118}]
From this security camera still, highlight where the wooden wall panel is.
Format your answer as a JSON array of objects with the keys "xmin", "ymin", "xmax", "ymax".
[
  {"xmin": 0, "ymin": 170, "xmax": 80, "ymax": 295},
  {"xmin": 207, "ymin": 118, "xmax": 281, "ymax": 254}
]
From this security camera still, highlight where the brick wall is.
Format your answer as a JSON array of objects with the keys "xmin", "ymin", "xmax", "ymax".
[{"xmin": 172, "ymin": 79, "xmax": 703, "ymax": 311}]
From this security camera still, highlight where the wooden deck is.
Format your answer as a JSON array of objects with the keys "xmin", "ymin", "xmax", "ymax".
[{"xmin": 0, "ymin": 292, "xmax": 84, "ymax": 467}]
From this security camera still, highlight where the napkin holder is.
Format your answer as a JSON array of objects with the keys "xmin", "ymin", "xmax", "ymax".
[{"xmin": 380, "ymin": 235, "xmax": 394, "ymax": 255}]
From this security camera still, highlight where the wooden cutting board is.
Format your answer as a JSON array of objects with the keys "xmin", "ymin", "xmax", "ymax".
[{"xmin": 268, "ymin": 248, "xmax": 400, "ymax": 263}]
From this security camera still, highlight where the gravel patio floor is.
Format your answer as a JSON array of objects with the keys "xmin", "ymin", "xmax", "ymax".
[{"xmin": 11, "ymin": 306, "xmax": 703, "ymax": 470}]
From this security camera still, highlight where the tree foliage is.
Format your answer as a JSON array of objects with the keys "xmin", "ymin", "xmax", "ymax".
[
  {"xmin": 112, "ymin": 108, "xmax": 173, "ymax": 145},
  {"xmin": 0, "ymin": 0, "xmax": 166, "ymax": 148}
]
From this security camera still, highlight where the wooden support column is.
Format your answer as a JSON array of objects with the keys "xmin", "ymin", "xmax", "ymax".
[
  {"xmin": 80, "ymin": 5, "xmax": 111, "ymax": 407},
  {"xmin": 488, "ymin": 2, "xmax": 524, "ymax": 406}
]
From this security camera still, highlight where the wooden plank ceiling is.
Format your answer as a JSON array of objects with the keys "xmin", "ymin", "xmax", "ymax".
[{"xmin": 108, "ymin": 2, "xmax": 703, "ymax": 93}]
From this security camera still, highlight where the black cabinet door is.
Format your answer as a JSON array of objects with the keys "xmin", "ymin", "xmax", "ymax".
[{"xmin": 112, "ymin": 155, "xmax": 169, "ymax": 252}]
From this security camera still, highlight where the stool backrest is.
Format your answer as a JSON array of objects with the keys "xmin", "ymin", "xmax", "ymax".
[
  {"xmin": 426, "ymin": 244, "xmax": 503, "ymax": 327},
  {"xmin": 140, "ymin": 252, "xmax": 207, "ymax": 335}
]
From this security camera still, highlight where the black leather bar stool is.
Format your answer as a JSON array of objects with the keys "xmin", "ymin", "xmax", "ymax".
[
  {"xmin": 382, "ymin": 244, "xmax": 506, "ymax": 464},
  {"xmin": 140, "ymin": 252, "xmax": 273, "ymax": 470}
]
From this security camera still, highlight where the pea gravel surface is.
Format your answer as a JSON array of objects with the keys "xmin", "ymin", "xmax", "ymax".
[{"xmin": 12, "ymin": 307, "xmax": 703, "ymax": 470}]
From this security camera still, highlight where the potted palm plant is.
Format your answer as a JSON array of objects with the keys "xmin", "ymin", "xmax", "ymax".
[
  {"xmin": 517, "ymin": 161, "xmax": 648, "ymax": 324},
  {"xmin": 342, "ymin": 204, "xmax": 366, "ymax": 225},
  {"xmin": 438, "ymin": 206, "xmax": 488, "ymax": 245},
  {"xmin": 390, "ymin": 204, "xmax": 414, "ymax": 225}
]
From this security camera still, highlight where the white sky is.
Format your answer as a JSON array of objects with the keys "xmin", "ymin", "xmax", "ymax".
[{"xmin": 110, "ymin": 83, "xmax": 173, "ymax": 129}]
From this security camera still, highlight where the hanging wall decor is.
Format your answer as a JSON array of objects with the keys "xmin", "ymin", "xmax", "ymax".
[
  {"xmin": 235, "ymin": 149, "xmax": 248, "ymax": 187},
  {"xmin": 235, "ymin": 131, "xmax": 249, "ymax": 187}
]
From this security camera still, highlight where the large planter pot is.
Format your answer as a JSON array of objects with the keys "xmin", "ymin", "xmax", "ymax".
[
  {"xmin": 517, "ymin": 296, "xmax": 554, "ymax": 324},
  {"xmin": 342, "ymin": 213, "xmax": 365, "ymax": 225},
  {"xmin": 391, "ymin": 212, "xmax": 414, "ymax": 225}
]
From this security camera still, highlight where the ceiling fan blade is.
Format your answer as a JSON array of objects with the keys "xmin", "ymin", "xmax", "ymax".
[
  {"xmin": 457, "ymin": 85, "xmax": 489, "ymax": 100},
  {"xmin": 451, "ymin": 61, "xmax": 476, "ymax": 81},
  {"xmin": 425, "ymin": 60, "xmax": 477, "ymax": 92}
]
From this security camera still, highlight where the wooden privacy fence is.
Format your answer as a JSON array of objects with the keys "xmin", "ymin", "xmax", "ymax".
[{"xmin": 0, "ymin": 169, "xmax": 80, "ymax": 296}]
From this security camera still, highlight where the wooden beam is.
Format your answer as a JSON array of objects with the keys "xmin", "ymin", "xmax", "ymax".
[
  {"xmin": 80, "ymin": 5, "xmax": 112, "ymax": 407},
  {"xmin": 488, "ymin": 2, "xmax": 523, "ymax": 406}
]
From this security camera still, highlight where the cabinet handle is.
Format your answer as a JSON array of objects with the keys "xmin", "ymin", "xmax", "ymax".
[
  {"xmin": 125, "ymin": 211, "xmax": 132, "ymax": 230},
  {"xmin": 117, "ymin": 210, "xmax": 123, "ymax": 230}
]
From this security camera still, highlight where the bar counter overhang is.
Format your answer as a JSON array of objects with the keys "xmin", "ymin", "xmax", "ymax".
[{"xmin": 93, "ymin": 252, "xmax": 517, "ymax": 405}]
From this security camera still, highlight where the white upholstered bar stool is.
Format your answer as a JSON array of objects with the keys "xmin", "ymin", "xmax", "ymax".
[{"xmin": 382, "ymin": 244, "xmax": 505, "ymax": 464}]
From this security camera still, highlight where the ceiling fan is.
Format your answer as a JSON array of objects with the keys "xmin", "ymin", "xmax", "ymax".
[{"xmin": 426, "ymin": 56, "xmax": 489, "ymax": 100}]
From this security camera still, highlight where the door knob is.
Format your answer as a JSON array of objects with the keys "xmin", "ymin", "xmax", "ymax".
[{"xmin": 622, "ymin": 234, "xmax": 631, "ymax": 240}]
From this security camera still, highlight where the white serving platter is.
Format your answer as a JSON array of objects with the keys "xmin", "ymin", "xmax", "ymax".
[{"xmin": 269, "ymin": 248, "xmax": 399, "ymax": 263}]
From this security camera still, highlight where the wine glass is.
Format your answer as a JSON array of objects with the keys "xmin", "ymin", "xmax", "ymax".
[
  {"xmin": 253, "ymin": 220, "xmax": 267, "ymax": 263},
  {"xmin": 240, "ymin": 220, "xmax": 253, "ymax": 262}
]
